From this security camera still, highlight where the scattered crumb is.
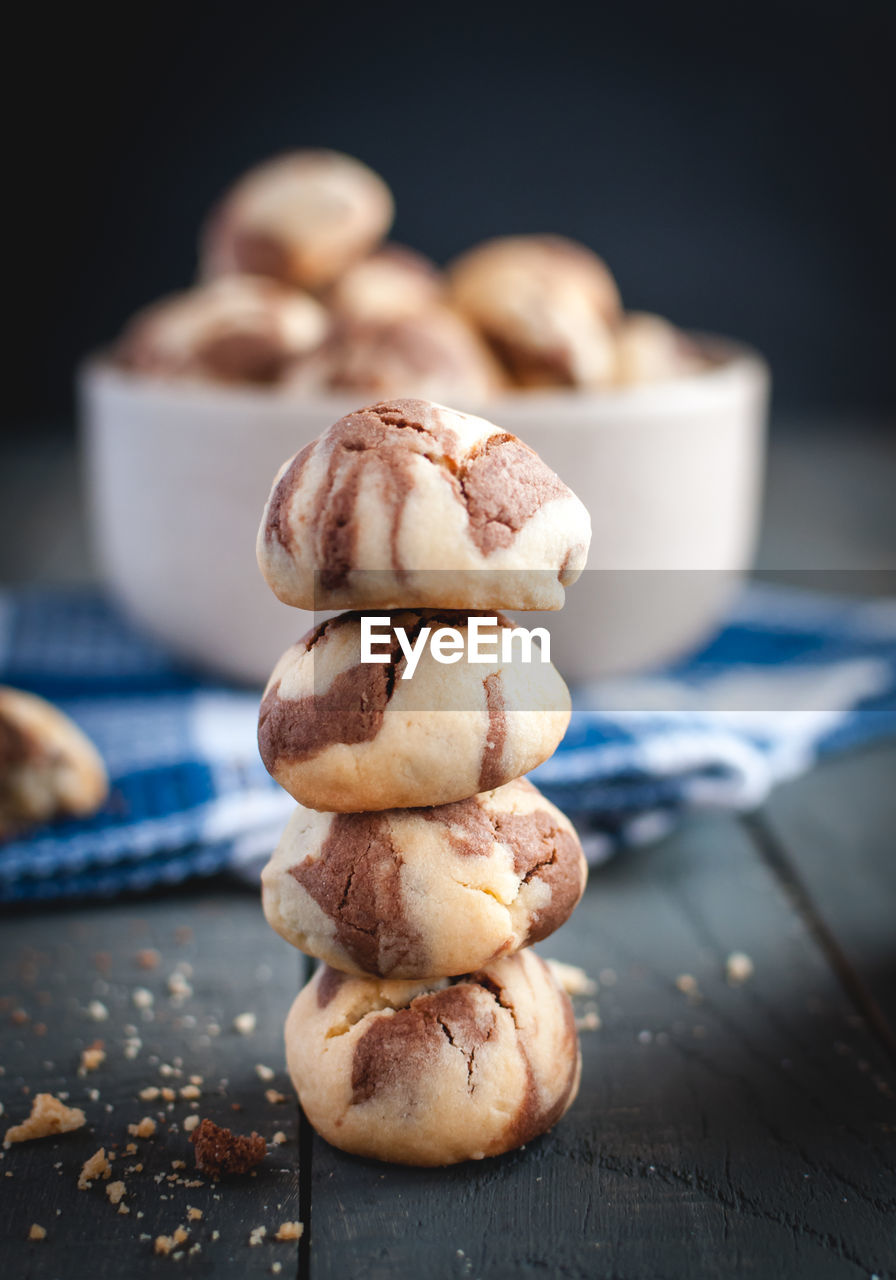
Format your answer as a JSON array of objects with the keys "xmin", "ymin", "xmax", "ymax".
[
  {"xmin": 124, "ymin": 1037, "xmax": 142, "ymax": 1060},
  {"xmin": 133, "ymin": 988, "xmax": 154, "ymax": 1010},
  {"xmin": 275, "ymin": 1221, "xmax": 303, "ymax": 1241},
  {"xmin": 118, "ymin": 1203, "xmax": 130, "ymax": 1215},
  {"xmin": 545, "ymin": 958, "xmax": 597, "ymax": 997},
  {"xmin": 183, "ymin": 1115, "xmax": 200, "ymax": 1133},
  {"xmin": 137, "ymin": 949, "xmax": 160, "ymax": 970},
  {"xmin": 272, "ymin": 1131, "xmax": 287, "ymax": 1146},
  {"xmin": 187, "ymin": 1206, "xmax": 202, "ymax": 1221},
  {"xmin": 79, "ymin": 1148, "xmax": 112, "ymax": 1189},
  {"xmin": 211, "ymin": 1230, "xmax": 220, "ymax": 1241},
  {"xmin": 265, "ymin": 1089, "xmax": 286, "ymax": 1105},
  {"xmin": 125, "ymin": 1142, "xmax": 138, "ymax": 1155},
  {"xmin": 180, "ymin": 1084, "xmax": 201, "ymax": 1100},
  {"xmin": 106, "ymin": 1180, "xmax": 126, "ymax": 1205},
  {"xmin": 78, "ymin": 1042, "xmax": 106, "ymax": 1075},
  {"xmin": 255, "ymin": 1064, "xmax": 275, "ymax": 1082},
  {"xmin": 168, "ymin": 972, "xmax": 193, "ymax": 1003},
  {"xmin": 161, "ymin": 1087, "xmax": 176, "ymax": 1102},
  {"xmin": 128, "ymin": 1117, "xmax": 156, "ymax": 1138},
  {"xmin": 726, "ymin": 951, "xmax": 755, "ymax": 986},
  {"xmin": 249, "ymin": 1225, "xmax": 267, "ymax": 1246},
  {"xmin": 154, "ymin": 1227, "xmax": 189, "ymax": 1255},
  {"xmin": 675, "ymin": 974, "xmax": 701, "ymax": 998},
  {"xmin": 29, "ymin": 1223, "xmax": 46, "ymax": 1241},
  {"xmin": 171, "ymin": 1160, "xmax": 186, "ymax": 1170},
  {"xmin": 191, "ymin": 1118, "xmax": 266, "ymax": 1177},
  {"xmin": 87, "ymin": 1000, "xmax": 109, "ymax": 1022},
  {"xmin": 233, "ymin": 1012, "xmax": 256, "ymax": 1035},
  {"xmin": 4, "ymin": 1094, "xmax": 86, "ymax": 1146},
  {"xmin": 272, "ymin": 1265, "xmax": 282, "ymax": 1276},
  {"xmin": 575, "ymin": 1010, "xmax": 601, "ymax": 1032},
  {"xmin": 139, "ymin": 1086, "xmax": 160, "ymax": 1102}
]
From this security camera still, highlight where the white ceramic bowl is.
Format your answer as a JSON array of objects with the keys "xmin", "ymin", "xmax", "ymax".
[{"xmin": 80, "ymin": 340, "xmax": 769, "ymax": 685}]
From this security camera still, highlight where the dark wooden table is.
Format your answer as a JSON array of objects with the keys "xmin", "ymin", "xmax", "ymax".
[{"xmin": 1, "ymin": 421, "xmax": 895, "ymax": 1279}]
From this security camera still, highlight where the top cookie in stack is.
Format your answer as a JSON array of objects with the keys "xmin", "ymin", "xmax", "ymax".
[{"xmin": 256, "ymin": 397, "xmax": 590, "ymax": 613}]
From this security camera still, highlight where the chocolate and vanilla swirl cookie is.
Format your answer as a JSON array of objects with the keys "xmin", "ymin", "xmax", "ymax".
[
  {"xmin": 257, "ymin": 610, "xmax": 570, "ymax": 812},
  {"xmin": 284, "ymin": 947, "xmax": 581, "ymax": 1165},
  {"xmin": 256, "ymin": 398, "xmax": 591, "ymax": 612},
  {"xmin": 448, "ymin": 234, "xmax": 621, "ymax": 389},
  {"xmin": 201, "ymin": 149, "xmax": 394, "ymax": 292},
  {"xmin": 0, "ymin": 687, "xmax": 107, "ymax": 839},
  {"xmin": 262, "ymin": 776, "xmax": 587, "ymax": 978}
]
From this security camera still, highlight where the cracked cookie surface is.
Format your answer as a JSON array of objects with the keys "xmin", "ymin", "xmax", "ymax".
[
  {"xmin": 262, "ymin": 777, "xmax": 587, "ymax": 978},
  {"xmin": 284, "ymin": 948, "xmax": 581, "ymax": 1165},
  {"xmin": 257, "ymin": 609, "xmax": 571, "ymax": 811},
  {"xmin": 256, "ymin": 398, "xmax": 591, "ymax": 612}
]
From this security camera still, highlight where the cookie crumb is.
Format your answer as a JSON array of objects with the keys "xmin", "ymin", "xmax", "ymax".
[
  {"xmin": 272, "ymin": 1265, "xmax": 282, "ymax": 1276},
  {"xmin": 545, "ymin": 959, "xmax": 597, "ymax": 997},
  {"xmin": 4, "ymin": 1093, "xmax": 86, "ymax": 1146},
  {"xmin": 106, "ymin": 1179, "xmax": 126, "ymax": 1204},
  {"xmin": 128, "ymin": 1117, "xmax": 157, "ymax": 1138},
  {"xmin": 154, "ymin": 1227, "xmax": 189, "ymax": 1256},
  {"xmin": 675, "ymin": 973, "xmax": 700, "ymax": 998},
  {"xmin": 183, "ymin": 1115, "xmax": 200, "ymax": 1133},
  {"xmin": 78, "ymin": 1147, "xmax": 112, "ymax": 1189},
  {"xmin": 180, "ymin": 1084, "xmax": 201, "ymax": 1100},
  {"xmin": 87, "ymin": 1000, "xmax": 109, "ymax": 1021},
  {"xmin": 191, "ymin": 1118, "xmax": 266, "ymax": 1177},
  {"xmin": 233, "ymin": 1012, "xmax": 256, "ymax": 1035},
  {"xmin": 249, "ymin": 1225, "xmax": 267, "ymax": 1246},
  {"xmin": 275, "ymin": 1221, "xmax": 303, "ymax": 1241},
  {"xmin": 575, "ymin": 1009, "xmax": 601, "ymax": 1032},
  {"xmin": 187, "ymin": 1206, "xmax": 202, "ymax": 1221},
  {"xmin": 79, "ymin": 1042, "xmax": 106, "ymax": 1074},
  {"xmin": 255, "ymin": 1064, "xmax": 275, "ymax": 1081},
  {"xmin": 265, "ymin": 1089, "xmax": 286, "ymax": 1105},
  {"xmin": 137, "ymin": 949, "xmax": 160, "ymax": 970},
  {"xmin": 139, "ymin": 1086, "xmax": 160, "ymax": 1101},
  {"xmin": 272, "ymin": 1131, "xmax": 287, "ymax": 1146},
  {"xmin": 726, "ymin": 951, "xmax": 754, "ymax": 986},
  {"xmin": 29, "ymin": 1223, "xmax": 46, "ymax": 1241}
]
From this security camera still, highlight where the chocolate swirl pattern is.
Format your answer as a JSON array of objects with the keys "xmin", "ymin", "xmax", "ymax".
[
  {"xmin": 257, "ymin": 398, "xmax": 591, "ymax": 611},
  {"xmin": 255, "ymin": 399, "xmax": 589, "ymax": 1165}
]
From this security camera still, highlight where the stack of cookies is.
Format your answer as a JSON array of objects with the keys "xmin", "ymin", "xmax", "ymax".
[{"xmin": 254, "ymin": 397, "xmax": 592, "ymax": 1166}]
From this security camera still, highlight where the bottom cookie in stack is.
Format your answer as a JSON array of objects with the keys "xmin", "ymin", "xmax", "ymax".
[{"xmin": 285, "ymin": 948, "xmax": 580, "ymax": 1166}]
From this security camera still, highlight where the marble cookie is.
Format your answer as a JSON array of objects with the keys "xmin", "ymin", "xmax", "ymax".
[
  {"xmin": 119, "ymin": 275, "xmax": 328, "ymax": 385},
  {"xmin": 284, "ymin": 947, "xmax": 581, "ymax": 1165},
  {"xmin": 257, "ymin": 610, "xmax": 570, "ymax": 812},
  {"xmin": 256, "ymin": 398, "xmax": 591, "ymax": 612},
  {"xmin": 0, "ymin": 687, "xmax": 108, "ymax": 838},
  {"xmin": 262, "ymin": 776, "xmax": 587, "ymax": 978},
  {"xmin": 201, "ymin": 149, "xmax": 393, "ymax": 292},
  {"xmin": 448, "ymin": 234, "xmax": 620, "ymax": 388}
]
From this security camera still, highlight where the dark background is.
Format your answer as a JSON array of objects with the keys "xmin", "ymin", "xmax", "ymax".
[{"xmin": 8, "ymin": 0, "xmax": 895, "ymax": 431}]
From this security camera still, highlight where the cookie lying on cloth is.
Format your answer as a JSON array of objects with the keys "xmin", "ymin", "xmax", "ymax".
[
  {"xmin": 257, "ymin": 610, "xmax": 570, "ymax": 812},
  {"xmin": 0, "ymin": 687, "xmax": 107, "ymax": 838},
  {"xmin": 285, "ymin": 947, "xmax": 580, "ymax": 1165},
  {"xmin": 262, "ymin": 776, "xmax": 587, "ymax": 978},
  {"xmin": 201, "ymin": 149, "xmax": 394, "ymax": 292},
  {"xmin": 256, "ymin": 398, "xmax": 591, "ymax": 611}
]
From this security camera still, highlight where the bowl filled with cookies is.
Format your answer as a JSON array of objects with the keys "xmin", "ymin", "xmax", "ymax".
[{"xmin": 81, "ymin": 149, "xmax": 769, "ymax": 684}]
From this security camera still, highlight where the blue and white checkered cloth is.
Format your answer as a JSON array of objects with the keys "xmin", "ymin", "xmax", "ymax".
[{"xmin": 1, "ymin": 585, "xmax": 895, "ymax": 902}]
